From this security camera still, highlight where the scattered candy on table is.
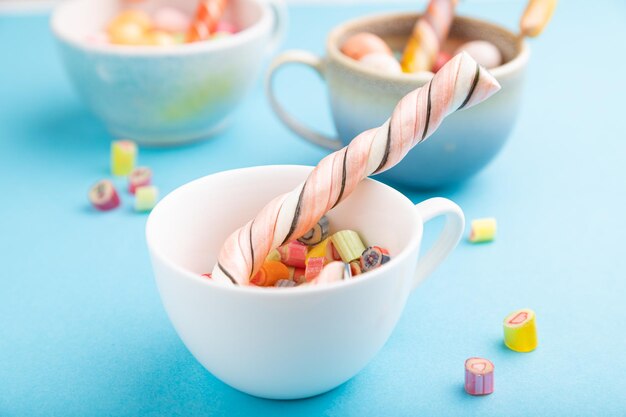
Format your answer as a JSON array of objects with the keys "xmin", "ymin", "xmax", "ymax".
[
  {"xmin": 134, "ymin": 185, "xmax": 159, "ymax": 212},
  {"xmin": 128, "ymin": 166, "xmax": 152, "ymax": 194},
  {"xmin": 520, "ymin": 0, "xmax": 558, "ymax": 38},
  {"xmin": 340, "ymin": 32, "xmax": 393, "ymax": 61},
  {"xmin": 503, "ymin": 308, "xmax": 538, "ymax": 352},
  {"xmin": 468, "ymin": 218, "xmax": 497, "ymax": 243},
  {"xmin": 454, "ymin": 40, "xmax": 502, "ymax": 69},
  {"xmin": 111, "ymin": 140, "xmax": 137, "ymax": 176},
  {"xmin": 88, "ymin": 180, "xmax": 120, "ymax": 211},
  {"xmin": 464, "ymin": 357, "xmax": 495, "ymax": 396},
  {"xmin": 211, "ymin": 53, "xmax": 500, "ymax": 286}
]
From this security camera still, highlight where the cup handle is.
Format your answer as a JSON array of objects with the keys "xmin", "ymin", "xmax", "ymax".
[
  {"xmin": 412, "ymin": 198, "xmax": 465, "ymax": 291},
  {"xmin": 264, "ymin": 0, "xmax": 287, "ymax": 54},
  {"xmin": 265, "ymin": 50, "xmax": 343, "ymax": 150}
]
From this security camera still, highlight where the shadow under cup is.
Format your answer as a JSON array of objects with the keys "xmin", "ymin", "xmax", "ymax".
[{"xmin": 146, "ymin": 165, "xmax": 423, "ymax": 399}]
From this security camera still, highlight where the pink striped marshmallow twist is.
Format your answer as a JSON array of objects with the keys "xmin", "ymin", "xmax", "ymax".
[
  {"xmin": 401, "ymin": 0, "xmax": 458, "ymax": 73},
  {"xmin": 212, "ymin": 52, "xmax": 500, "ymax": 285}
]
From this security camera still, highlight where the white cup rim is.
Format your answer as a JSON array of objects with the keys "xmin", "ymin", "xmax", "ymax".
[
  {"xmin": 327, "ymin": 11, "xmax": 530, "ymax": 83},
  {"xmin": 50, "ymin": 0, "xmax": 273, "ymax": 57},
  {"xmin": 146, "ymin": 165, "xmax": 424, "ymax": 297}
]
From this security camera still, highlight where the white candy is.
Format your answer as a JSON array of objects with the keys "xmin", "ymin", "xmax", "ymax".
[
  {"xmin": 358, "ymin": 53, "xmax": 402, "ymax": 75},
  {"xmin": 454, "ymin": 40, "xmax": 502, "ymax": 69},
  {"xmin": 153, "ymin": 7, "xmax": 190, "ymax": 33}
]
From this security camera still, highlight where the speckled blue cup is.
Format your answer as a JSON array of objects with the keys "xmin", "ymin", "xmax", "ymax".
[
  {"xmin": 267, "ymin": 13, "xmax": 529, "ymax": 189},
  {"xmin": 52, "ymin": 0, "xmax": 285, "ymax": 145}
]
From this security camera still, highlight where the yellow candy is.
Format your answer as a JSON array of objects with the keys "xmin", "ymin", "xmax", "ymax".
[
  {"xmin": 305, "ymin": 237, "xmax": 332, "ymax": 265},
  {"xmin": 144, "ymin": 30, "xmax": 176, "ymax": 46},
  {"xmin": 469, "ymin": 218, "xmax": 497, "ymax": 243},
  {"xmin": 331, "ymin": 230, "xmax": 366, "ymax": 263},
  {"xmin": 107, "ymin": 10, "xmax": 153, "ymax": 45},
  {"xmin": 111, "ymin": 140, "xmax": 137, "ymax": 176},
  {"xmin": 266, "ymin": 249, "xmax": 281, "ymax": 262},
  {"xmin": 135, "ymin": 185, "xmax": 159, "ymax": 212},
  {"xmin": 503, "ymin": 308, "xmax": 538, "ymax": 352}
]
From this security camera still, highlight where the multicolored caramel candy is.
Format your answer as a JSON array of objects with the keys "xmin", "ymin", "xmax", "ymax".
[
  {"xmin": 464, "ymin": 357, "xmax": 494, "ymax": 395},
  {"xmin": 360, "ymin": 246, "xmax": 390, "ymax": 272},
  {"xmin": 277, "ymin": 241, "xmax": 307, "ymax": 268},
  {"xmin": 469, "ymin": 218, "xmax": 497, "ymax": 243},
  {"xmin": 503, "ymin": 308, "xmax": 538, "ymax": 352},
  {"xmin": 298, "ymin": 215, "xmax": 329, "ymax": 246},
  {"xmin": 250, "ymin": 260, "xmax": 290, "ymax": 287},
  {"xmin": 304, "ymin": 257, "xmax": 325, "ymax": 282},
  {"xmin": 331, "ymin": 230, "xmax": 366, "ymax": 263},
  {"xmin": 134, "ymin": 185, "xmax": 158, "ymax": 212},
  {"xmin": 128, "ymin": 166, "xmax": 152, "ymax": 194},
  {"xmin": 111, "ymin": 140, "xmax": 137, "ymax": 176},
  {"xmin": 89, "ymin": 180, "xmax": 120, "ymax": 211}
]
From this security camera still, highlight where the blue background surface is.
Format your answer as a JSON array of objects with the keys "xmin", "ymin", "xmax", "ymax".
[{"xmin": 1, "ymin": 1, "xmax": 625, "ymax": 416}]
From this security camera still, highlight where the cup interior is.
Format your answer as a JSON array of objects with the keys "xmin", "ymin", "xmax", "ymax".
[
  {"xmin": 146, "ymin": 165, "xmax": 421, "ymax": 290},
  {"xmin": 328, "ymin": 12, "xmax": 527, "ymax": 80},
  {"xmin": 52, "ymin": 0, "xmax": 265, "ymax": 52}
]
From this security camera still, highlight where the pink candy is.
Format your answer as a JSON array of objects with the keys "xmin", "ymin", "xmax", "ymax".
[
  {"xmin": 464, "ymin": 357, "xmax": 494, "ymax": 395},
  {"xmin": 128, "ymin": 166, "xmax": 152, "ymax": 194},
  {"xmin": 277, "ymin": 241, "xmax": 307, "ymax": 268},
  {"xmin": 305, "ymin": 257, "xmax": 325, "ymax": 282},
  {"xmin": 153, "ymin": 7, "xmax": 191, "ymax": 33},
  {"xmin": 89, "ymin": 180, "xmax": 120, "ymax": 211}
]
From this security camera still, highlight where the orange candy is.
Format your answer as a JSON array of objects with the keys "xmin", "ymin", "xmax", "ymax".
[
  {"xmin": 250, "ymin": 261, "xmax": 290, "ymax": 287},
  {"xmin": 340, "ymin": 32, "xmax": 393, "ymax": 61},
  {"xmin": 107, "ymin": 10, "xmax": 153, "ymax": 45}
]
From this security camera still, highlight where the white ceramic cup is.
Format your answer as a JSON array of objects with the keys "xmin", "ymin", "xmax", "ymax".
[
  {"xmin": 146, "ymin": 165, "xmax": 465, "ymax": 399},
  {"xmin": 51, "ymin": 0, "xmax": 285, "ymax": 145},
  {"xmin": 267, "ymin": 13, "xmax": 529, "ymax": 188}
]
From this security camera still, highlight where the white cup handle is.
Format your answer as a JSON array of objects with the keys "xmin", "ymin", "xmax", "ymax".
[
  {"xmin": 265, "ymin": 50, "xmax": 343, "ymax": 150},
  {"xmin": 412, "ymin": 197, "xmax": 465, "ymax": 291},
  {"xmin": 264, "ymin": 0, "xmax": 287, "ymax": 54}
]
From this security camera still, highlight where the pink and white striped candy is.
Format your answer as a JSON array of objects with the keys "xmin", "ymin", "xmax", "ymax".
[
  {"xmin": 464, "ymin": 357, "xmax": 494, "ymax": 395},
  {"xmin": 212, "ymin": 53, "xmax": 500, "ymax": 285}
]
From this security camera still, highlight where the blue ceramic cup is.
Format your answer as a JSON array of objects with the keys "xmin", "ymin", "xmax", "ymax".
[
  {"xmin": 267, "ymin": 13, "xmax": 529, "ymax": 189},
  {"xmin": 52, "ymin": 0, "xmax": 285, "ymax": 145}
]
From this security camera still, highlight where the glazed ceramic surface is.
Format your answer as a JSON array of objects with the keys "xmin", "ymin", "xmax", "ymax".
[
  {"xmin": 146, "ymin": 165, "xmax": 464, "ymax": 399},
  {"xmin": 52, "ymin": 0, "xmax": 285, "ymax": 145},
  {"xmin": 267, "ymin": 13, "xmax": 529, "ymax": 188}
]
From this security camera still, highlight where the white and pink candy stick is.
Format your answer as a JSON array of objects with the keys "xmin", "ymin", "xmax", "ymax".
[
  {"xmin": 400, "ymin": 0, "xmax": 458, "ymax": 73},
  {"xmin": 212, "ymin": 52, "xmax": 500, "ymax": 285}
]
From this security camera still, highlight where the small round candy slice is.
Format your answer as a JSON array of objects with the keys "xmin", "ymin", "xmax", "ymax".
[
  {"xmin": 298, "ymin": 216, "xmax": 329, "ymax": 246},
  {"xmin": 89, "ymin": 180, "xmax": 120, "ymax": 211},
  {"xmin": 464, "ymin": 357, "xmax": 494, "ymax": 396},
  {"xmin": 128, "ymin": 166, "xmax": 152, "ymax": 194},
  {"xmin": 360, "ymin": 246, "xmax": 391, "ymax": 272}
]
